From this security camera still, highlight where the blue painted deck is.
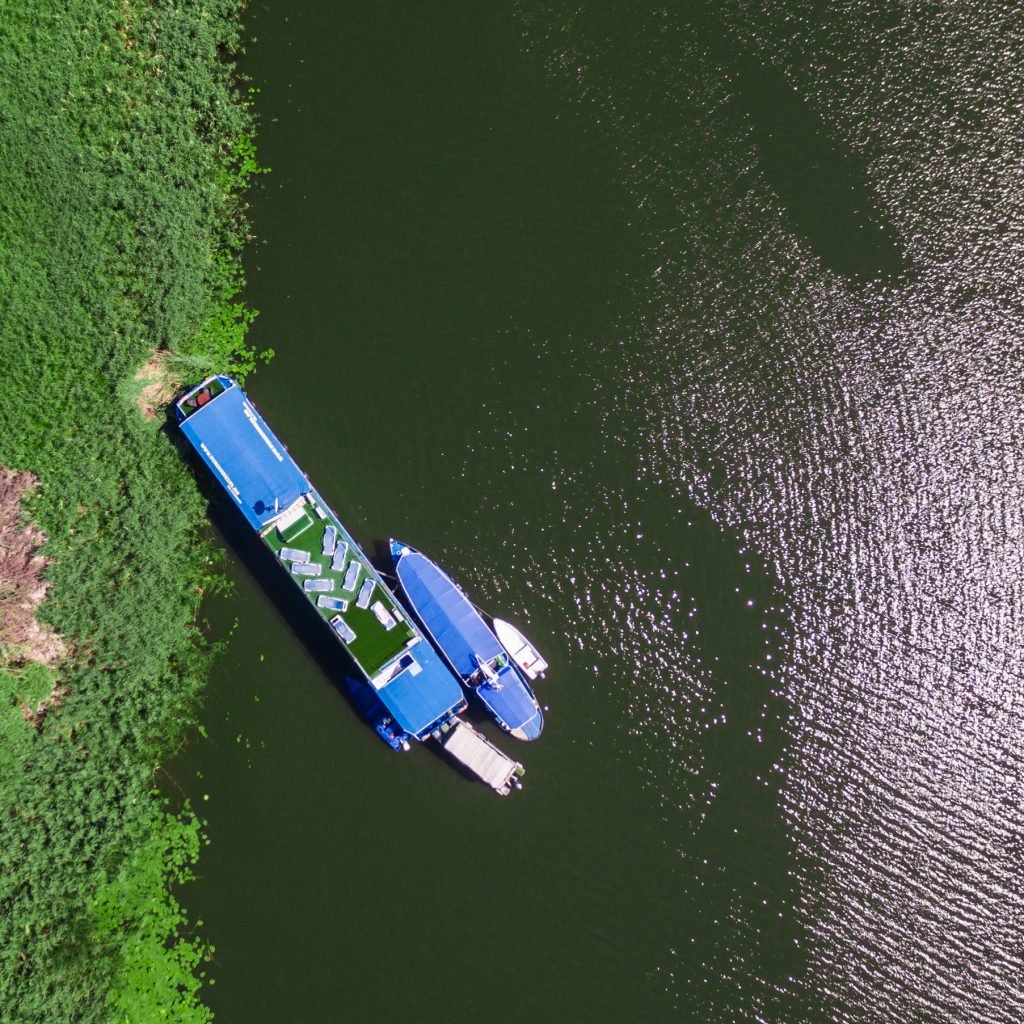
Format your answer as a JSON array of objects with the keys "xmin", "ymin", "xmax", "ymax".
[{"xmin": 177, "ymin": 381, "xmax": 310, "ymax": 531}]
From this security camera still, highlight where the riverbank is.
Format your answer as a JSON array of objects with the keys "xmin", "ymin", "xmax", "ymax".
[{"xmin": 0, "ymin": 3, "xmax": 263, "ymax": 1021}]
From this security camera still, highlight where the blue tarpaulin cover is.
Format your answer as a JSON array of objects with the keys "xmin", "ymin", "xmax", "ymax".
[
  {"xmin": 179, "ymin": 383, "xmax": 310, "ymax": 530},
  {"xmin": 396, "ymin": 550, "xmax": 502, "ymax": 676},
  {"xmin": 383, "ymin": 643, "xmax": 464, "ymax": 738},
  {"xmin": 395, "ymin": 547, "xmax": 540, "ymax": 734}
]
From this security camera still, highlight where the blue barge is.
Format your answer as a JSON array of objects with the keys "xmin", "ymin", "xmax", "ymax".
[{"xmin": 174, "ymin": 376, "xmax": 525, "ymax": 793}]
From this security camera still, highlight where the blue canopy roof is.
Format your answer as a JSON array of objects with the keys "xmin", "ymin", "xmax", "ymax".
[
  {"xmin": 379, "ymin": 642, "xmax": 465, "ymax": 739},
  {"xmin": 179, "ymin": 382, "xmax": 310, "ymax": 531},
  {"xmin": 179, "ymin": 386, "xmax": 465, "ymax": 740},
  {"xmin": 473, "ymin": 664, "xmax": 543, "ymax": 738},
  {"xmin": 395, "ymin": 549, "xmax": 503, "ymax": 677},
  {"xmin": 394, "ymin": 544, "xmax": 543, "ymax": 738}
]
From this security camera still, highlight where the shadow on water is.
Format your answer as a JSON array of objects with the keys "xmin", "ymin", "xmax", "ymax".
[
  {"xmin": 573, "ymin": 1, "xmax": 902, "ymax": 279},
  {"xmin": 728, "ymin": 57, "xmax": 902, "ymax": 280},
  {"xmin": 691, "ymin": 2, "xmax": 903, "ymax": 279},
  {"xmin": 164, "ymin": 416, "xmax": 368, "ymax": 730},
  {"xmin": 688, "ymin": 543, "xmax": 807, "ymax": 1015},
  {"xmin": 620, "ymin": 487, "xmax": 809, "ymax": 1016}
]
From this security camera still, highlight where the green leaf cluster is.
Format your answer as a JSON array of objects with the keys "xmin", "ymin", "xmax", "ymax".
[
  {"xmin": 91, "ymin": 806, "xmax": 213, "ymax": 1024},
  {"xmin": 0, "ymin": 2, "xmax": 263, "ymax": 1021}
]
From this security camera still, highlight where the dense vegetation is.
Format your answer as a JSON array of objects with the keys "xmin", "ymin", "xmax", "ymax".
[{"xmin": 0, "ymin": 2, "xmax": 265, "ymax": 1020}]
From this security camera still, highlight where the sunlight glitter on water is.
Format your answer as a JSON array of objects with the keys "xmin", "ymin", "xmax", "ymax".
[{"xmin": 519, "ymin": 3, "xmax": 1024, "ymax": 1022}]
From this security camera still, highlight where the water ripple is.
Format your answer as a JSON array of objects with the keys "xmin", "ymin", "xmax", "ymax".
[{"xmin": 517, "ymin": 2, "xmax": 1024, "ymax": 1021}]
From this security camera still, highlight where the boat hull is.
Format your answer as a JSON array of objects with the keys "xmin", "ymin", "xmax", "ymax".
[
  {"xmin": 492, "ymin": 618, "xmax": 548, "ymax": 681},
  {"xmin": 391, "ymin": 540, "xmax": 544, "ymax": 741}
]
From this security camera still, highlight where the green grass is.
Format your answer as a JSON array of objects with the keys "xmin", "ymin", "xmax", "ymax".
[
  {"xmin": 0, "ymin": 3, "xmax": 263, "ymax": 1021},
  {"xmin": 261, "ymin": 500, "xmax": 417, "ymax": 675}
]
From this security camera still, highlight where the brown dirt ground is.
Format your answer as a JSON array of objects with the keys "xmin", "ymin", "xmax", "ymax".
[
  {"xmin": 1, "ymin": 468, "xmax": 67, "ymax": 672},
  {"xmin": 134, "ymin": 349, "xmax": 178, "ymax": 420}
]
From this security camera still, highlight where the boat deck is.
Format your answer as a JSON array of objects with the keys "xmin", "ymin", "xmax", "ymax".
[
  {"xmin": 440, "ymin": 718, "xmax": 524, "ymax": 796},
  {"xmin": 175, "ymin": 376, "xmax": 470, "ymax": 748},
  {"xmin": 262, "ymin": 493, "xmax": 417, "ymax": 678}
]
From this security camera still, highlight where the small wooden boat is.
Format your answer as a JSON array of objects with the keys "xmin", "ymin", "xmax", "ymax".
[{"xmin": 492, "ymin": 618, "xmax": 548, "ymax": 681}]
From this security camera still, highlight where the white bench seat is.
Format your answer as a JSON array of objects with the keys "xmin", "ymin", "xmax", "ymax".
[
  {"xmin": 330, "ymin": 615, "xmax": 356, "ymax": 643},
  {"xmin": 331, "ymin": 541, "xmax": 349, "ymax": 573},
  {"xmin": 342, "ymin": 560, "xmax": 361, "ymax": 592},
  {"xmin": 321, "ymin": 525, "xmax": 337, "ymax": 557},
  {"xmin": 304, "ymin": 579, "xmax": 334, "ymax": 593},
  {"xmin": 356, "ymin": 578, "xmax": 375, "ymax": 609}
]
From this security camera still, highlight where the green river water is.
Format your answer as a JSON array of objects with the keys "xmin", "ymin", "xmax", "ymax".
[{"xmin": 175, "ymin": 4, "xmax": 1024, "ymax": 1023}]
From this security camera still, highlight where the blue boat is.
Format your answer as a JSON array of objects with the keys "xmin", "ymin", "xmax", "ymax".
[
  {"xmin": 390, "ymin": 540, "xmax": 544, "ymax": 741},
  {"xmin": 173, "ymin": 379, "xmax": 460, "ymax": 744},
  {"xmin": 173, "ymin": 375, "xmax": 529, "ymax": 793}
]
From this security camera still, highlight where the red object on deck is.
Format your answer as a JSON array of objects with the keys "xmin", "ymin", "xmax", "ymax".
[{"xmin": 196, "ymin": 391, "xmax": 211, "ymax": 407}]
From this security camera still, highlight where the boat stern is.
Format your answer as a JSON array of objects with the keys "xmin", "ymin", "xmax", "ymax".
[
  {"xmin": 510, "ymin": 706, "xmax": 544, "ymax": 741},
  {"xmin": 476, "ymin": 663, "xmax": 545, "ymax": 741}
]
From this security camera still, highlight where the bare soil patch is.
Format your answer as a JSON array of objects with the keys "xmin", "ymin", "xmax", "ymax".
[
  {"xmin": 134, "ymin": 349, "xmax": 178, "ymax": 420},
  {"xmin": 0, "ymin": 469, "xmax": 66, "ymax": 668}
]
